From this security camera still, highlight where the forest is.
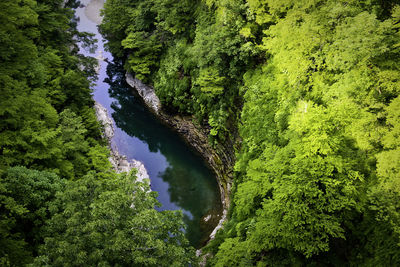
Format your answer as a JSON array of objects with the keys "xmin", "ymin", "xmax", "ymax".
[
  {"xmin": 1, "ymin": 0, "xmax": 400, "ymax": 266},
  {"xmin": 0, "ymin": 0, "xmax": 194, "ymax": 266},
  {"xmin": 99, "ymin": 0, "xmax": 400, "ymax": 265}
]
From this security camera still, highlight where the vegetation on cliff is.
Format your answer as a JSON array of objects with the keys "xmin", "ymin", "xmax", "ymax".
[
  {"xmin": 0, "ymin": 0, "xmax": 194, "ymax": 265},
  {"xmin": 100, "ymin": 0, "xmax": 400, "ymax": 265}
]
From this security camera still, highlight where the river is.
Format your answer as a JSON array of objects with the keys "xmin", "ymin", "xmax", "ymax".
[{"xmin": 75, "ymin": 0, "xmax": 222, "ymax": 248}]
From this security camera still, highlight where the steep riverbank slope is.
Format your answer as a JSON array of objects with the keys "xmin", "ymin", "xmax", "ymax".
[{"xmin": 126, "ymin": 73, "xmax": 234, "ymax": 236}]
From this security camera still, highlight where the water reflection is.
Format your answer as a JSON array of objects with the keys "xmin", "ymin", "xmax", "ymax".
[
  {"xmin": 104, "ymin": 61, "xmax": 222, "ymax": 247},
  {"xmin": 75, "ymin": 0, "xmax": 222, "ymax": 247}
]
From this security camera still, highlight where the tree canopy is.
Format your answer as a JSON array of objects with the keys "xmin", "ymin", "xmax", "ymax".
[
  {"xmin": 101, "ymin": 0, "xmax": 400, "ymax": 265},
  {"xmin": 2, "ymin": 0, "xmax": 400, "ymax": 265},
  {"xmin": 0, "ymin": 1, "xmax": 194, "ymax": 266},
  {"xmin": 34, "ymin": 171, "xmax": 195, "ymax": 267}
]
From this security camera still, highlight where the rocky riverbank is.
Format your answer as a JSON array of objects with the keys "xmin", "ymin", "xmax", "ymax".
[
  {"xmin": 126, "ymin": 73, "xmax": 234, "ymax": 240},
  {"xmin": 94, "ymin": 102, "xmax": 150, "ymax": 182}
]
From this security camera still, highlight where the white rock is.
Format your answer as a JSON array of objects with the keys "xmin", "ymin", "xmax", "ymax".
[
  {"xmin": 203, "ymin": 214, "xmax": 211, "ymax": 222},
  {"xmin": 130, "ymin": 159, "xmax": 150, "ymax": 183},
  {"xmin": 126, "ymin": 72, "xmax": 161, "ymax": 114},
  {"xmin": 94, "ymin": 102, "xmax": 114, "ymax": 140},
  {"xmin": 94, "ymin": 102, "xmax": 150, "ymax": 183},
  {"xmin": 209, "ymin": 209, "xmax": 227, "ymax": 240}
]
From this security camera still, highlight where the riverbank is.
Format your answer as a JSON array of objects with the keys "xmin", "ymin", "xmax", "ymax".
[
  {"xmin": 94, "ymin": 102, "xmax": 150, "ymax": 181},
  {"xmin": 79, "ymin": 0, "xmax": 223, "ymax": 248},
  {"xmin": 80, "ymin": 0, "xmax": 149, "ymax": 181},
  {"xmin": 126, "ymin": 73, "xmax": 234, "ymax": 241}
]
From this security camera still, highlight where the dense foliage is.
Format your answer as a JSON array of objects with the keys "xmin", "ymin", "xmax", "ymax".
[
  {"xmin": 100, "ymin": 0, "xmax": 256, "ymax": 144},
  {"xmin": 0, "ymin": 0, "xmax": 194, "ymax": 266},
  {"xmin": 33, "ymin": 171, "xmax": 194, "ymax": 266},
  {"xmin": 0, "ymin": 0, "xmax": 102, "ymax": 179},
  {"xmin": 0, "ymin": 167, "xmax": 64, "ymax": 265},
  {"xmin": 101, "ymin": 0, "xmax": 400, "ymax": 265}
]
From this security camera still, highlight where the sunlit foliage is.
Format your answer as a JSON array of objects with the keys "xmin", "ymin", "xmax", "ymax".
[{"xmin": 101, "ymin": 0, "xmax": 400, "ymax": 265}]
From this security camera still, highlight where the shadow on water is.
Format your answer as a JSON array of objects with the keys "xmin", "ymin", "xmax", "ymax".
[{"xmin": 104, "ymin": 61, "xmax": 222, "ymax": 247}]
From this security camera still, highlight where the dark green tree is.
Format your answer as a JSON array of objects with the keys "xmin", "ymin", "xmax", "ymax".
[
  {"xmin": 34, "ymin": 171, "xmax": 196, "ymax": 266},
  {"xmin": 0, "ymin": 167, "xmax": 64, "ymax": 266}
]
